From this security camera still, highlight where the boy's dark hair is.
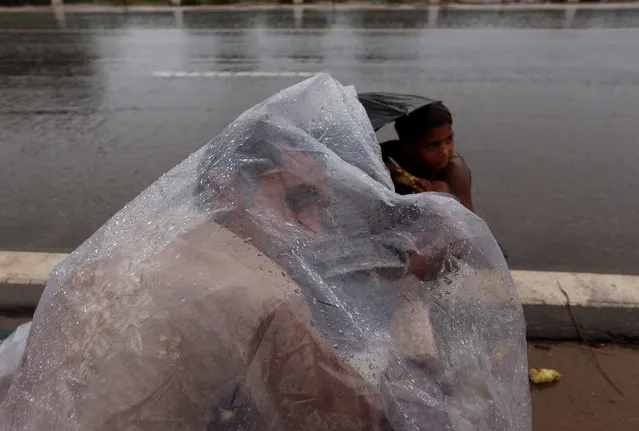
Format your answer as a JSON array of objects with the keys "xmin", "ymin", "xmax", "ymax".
[{"xmin": 394, "ymin": 101, "xmax": 452, "ymax": 142}]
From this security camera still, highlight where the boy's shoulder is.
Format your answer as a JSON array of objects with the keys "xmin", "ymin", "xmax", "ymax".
[{"xmin": 444, "ymin": 155, "xmax": 472, "ymax": 183}]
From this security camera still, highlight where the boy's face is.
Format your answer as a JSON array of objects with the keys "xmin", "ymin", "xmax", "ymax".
[{"xmin": 412, "ymin": 123, "xmax": 455, "ymax": 171}]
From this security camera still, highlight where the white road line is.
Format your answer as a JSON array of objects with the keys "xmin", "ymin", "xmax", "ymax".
[{"xmin": 152, "ymin": 71, "xmax": 317, "ymax": 78}]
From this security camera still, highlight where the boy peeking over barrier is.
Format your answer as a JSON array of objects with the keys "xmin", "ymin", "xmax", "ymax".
[{"xmin": 382, "ymin": 102, "xmax": 474, "ymax": 212}]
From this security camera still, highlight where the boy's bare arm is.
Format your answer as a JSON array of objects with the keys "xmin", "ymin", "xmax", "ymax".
[{"xmin": 444, "ymin": 157, "xmax": 473, "ymax": 211}]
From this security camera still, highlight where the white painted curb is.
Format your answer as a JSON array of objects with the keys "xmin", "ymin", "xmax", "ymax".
[
  {"xmin": 1, "ymin": 251, "xmax": 637, "ymax": 341},
  {"xmin": 0, "ymin": 252, "xmax": 67, "ymax": 287},
  {"xmin": 2, "ymin": 3, "xmax": 639, "ymax": 13},
  {"xmin": 0, "ymin": 252, "xmax": 67, "ymax": 331},
  {"xmin": 514, "ymin": 270, "xmax": 639, "ymax": 342}
]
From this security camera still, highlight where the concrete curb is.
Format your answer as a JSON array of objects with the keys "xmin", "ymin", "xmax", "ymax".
[
  {"xmin": 1, "ymin": 251, "xmax": 637, "ymax": 342},
  {"xmin": 2, "ymin": 3, "xmax": 639, "ymax": 13},
  {"xmin": 0, "ymin": 252, "xmax": 67, "ymax": 333},
  {"xmin": 514, "ymin": 270, "xmax": 639, "ymax": 343}
]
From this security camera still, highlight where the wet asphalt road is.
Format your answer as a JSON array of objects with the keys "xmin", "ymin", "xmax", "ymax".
[{"xmin": 0, "ymin": 9, "xmax": 638, "ymax": 274}]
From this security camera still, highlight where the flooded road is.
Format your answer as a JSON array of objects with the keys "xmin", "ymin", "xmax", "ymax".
[{"xmin": 1, "ymin": 8, "xmax": 638, "ymax": 274}]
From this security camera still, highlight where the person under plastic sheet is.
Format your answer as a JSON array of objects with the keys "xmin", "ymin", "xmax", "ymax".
[
  {"xmin": 0, "ymin": 74, "xmax": 530, "ymax": 431},
  {"xmin": 1, "ymin": 148, "xmax": 386, "ymax": 430}
]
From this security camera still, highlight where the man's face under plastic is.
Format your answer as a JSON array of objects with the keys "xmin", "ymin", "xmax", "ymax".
[{"xmin": 252, "ymin": 149, "xmax": 329, "ymax": 238}]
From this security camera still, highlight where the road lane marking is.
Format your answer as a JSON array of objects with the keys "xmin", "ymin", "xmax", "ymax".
[{"xmin": 151, "ymin": 70, "xmax": 316, "ymax": 78}]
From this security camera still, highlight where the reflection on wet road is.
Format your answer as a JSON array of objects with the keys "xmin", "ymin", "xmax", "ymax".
[{"xmin": 1, "ymin": 9, "xmax": 638, "ymax": 274}]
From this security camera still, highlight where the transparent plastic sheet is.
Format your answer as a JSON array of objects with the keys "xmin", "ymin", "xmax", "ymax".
[
  {"xmin": 0, "ymin": 74, "xmax": 531, "ymax": 431},
  {"xmin": 0, "ymin": 323, "xmax": 31, "ymax": 403}
]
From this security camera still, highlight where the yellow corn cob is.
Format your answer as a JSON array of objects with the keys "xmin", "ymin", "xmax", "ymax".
[
  {"xmin": 387, "ymin": 158, "xmax": 418, "ymax": 188},
  {"xmin": 529, "ymin": 368, "xmax": 561, "ymax": 384}
]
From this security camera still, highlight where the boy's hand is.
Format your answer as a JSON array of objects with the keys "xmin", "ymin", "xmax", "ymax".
[
  {"xmin": 431, "ymin": 181, "xmax": 451, "ymax": 194},
  {"xmin": 385, "ymin": 160, "xmax": 431, "ymax": 193},
  {"xmin": 412, "ymin": 180, "xmax": 451, "ymax": 194},
  {"xmin": 385, "ymin": 161, "xmax": 449, "ymax": 194},
  {"xmin": 412, "ymin": 178, "xmax": 433, "ymax": 193}
]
